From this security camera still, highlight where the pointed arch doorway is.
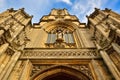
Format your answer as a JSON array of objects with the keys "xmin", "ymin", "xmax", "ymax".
[
  {"xmin": 31, "ymin": 65, "xmax": 90, "ymax": 80},
  {"xmin": 43, "ymin": 72, "xmax": 80, "ymax": 80}
]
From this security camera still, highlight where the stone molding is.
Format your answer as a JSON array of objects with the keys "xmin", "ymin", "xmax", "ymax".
[
  {"xmin": 21, "ymin": 49, "xmax": 100, "ymax": 59},
  {"xmin": 31, "ymin": 64, "xmax": 93, "ymax": 79}
]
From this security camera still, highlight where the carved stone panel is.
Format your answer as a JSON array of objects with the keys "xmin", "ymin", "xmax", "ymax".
[{"xmin": 21, "ymin": 49, "xmax": 100, "ymax": 59}]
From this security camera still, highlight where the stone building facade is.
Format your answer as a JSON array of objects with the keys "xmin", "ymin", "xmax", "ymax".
[{"xmin": 0, "ymin": 8, "xmax": 120, "ymax": 80}]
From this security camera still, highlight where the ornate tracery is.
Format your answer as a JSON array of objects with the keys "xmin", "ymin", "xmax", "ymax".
[{"xmin": 45, "ymin": 25, "xmax": 75, "ymax": 48}]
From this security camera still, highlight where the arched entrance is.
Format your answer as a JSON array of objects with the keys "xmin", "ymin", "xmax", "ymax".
[
  {"xmin": 43, "ymin": 72, "xmax": 80, "ymax": 80},
  {"xmin": 31, "ymin": 65, "xmax": 90, "ymax": 80}
]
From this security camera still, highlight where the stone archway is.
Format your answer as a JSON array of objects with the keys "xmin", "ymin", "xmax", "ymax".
[
  {"xmin": 43, "ymin": 72, "xmax": 80, "ymax": 80},
  {"xmin": 31, "ymin": 65, "xmax": 90, "ymax": 80}
]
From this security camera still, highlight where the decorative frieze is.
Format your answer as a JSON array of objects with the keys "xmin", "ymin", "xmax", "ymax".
[
  {"xmin": 6, "ymin": 48, "xmax": 15, "ymax": 56},
  {"xmin": 21, "ymin": 49, "xmax": 100, "ymax": 59}
]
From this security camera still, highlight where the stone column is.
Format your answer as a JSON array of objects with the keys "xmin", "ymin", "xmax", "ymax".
[
  {"xmin": 97, "ymin": 9, "xmax": 108, "ymax": 16},
  {"xmin": 0, "ymin": 52, "xmax": 21, "ymax": 80},
  {"xmin": 116, "ymin": 29, "xmax": 120, "ymax": 35},
  {"xmin": 19, "ymin": 60, "xmax": 32, "ymax": 80},
  {"xmin": 95, "ymin": 15, "xmax": 101, "ymax": 21},
  {"xmin": 89, "ymin": 17, "xmax": 110, "ymax": 38},
  {"xmin": 0, "ymin": 52, "xmax": 6, "ymax": 64},
  {"xmin": 0, "ymin": 30, "xmax": 4, "ymax": 36},
  {"xmin": 23, "ymin": 18, "xmax": 31, "ymax": 25},
  {"xmin": 0, "ymin": 8, "xmax": 23, "ymax": 31},
  {"xmin": 73, "ymin": 32, "xmax": 79, "ymax": 48},
  {"xmin": 108, "ymin": 16, "xmax": 120, "ymax": 24},
  {"xmin": 11, "ymin": 8, "xmax": 23, "ymax": 18},
  {"xmin": 109, "ymin": 24, "xmax": 116, "ymax": 30},
  {"xmin": 75, "ymin": 29, "xmax": 83, "ymax": 48},
  {"xmin": 0, "ymin": 43, "xmax": 9, "ymax": 56},
  {"xmin": 108, "ymin": 23, "xmax": 120, "ymax": 36},
  {"xmin": 0, "ymin": 54, "xmax": 10, "ymax": 74},
  {"xmin": 0, "ymin": 16, "xmax": 12, "ymax": 25},
  {"xmin": 10, "ymin": 25, "xmax": 24, "ymax": 42},
  {"xmin": 8, "ymin": 61, "xmax": 22, "ymax": 80},
  {"xmin": 88, "ymin": 18, "xmax": 97, "ymax": 25},
  {"xmin": 112, "ymin": 43, "xmax": 120, "ymax": 54},
  {"xmin": 96, "ymin": 43, "xmax": 120, "ymax": 80},
  {"xmin": 97, "ymin": 9, "xmax": 120, "ymax": 25},
  {"xmin": 91, "ymin": 60, "xmax": 104, "ymax": 80}
]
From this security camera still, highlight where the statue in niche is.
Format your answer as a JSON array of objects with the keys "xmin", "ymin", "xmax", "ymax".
[
  {"xmin": 55, "ymin": 28, "xmax": 64, "ymax": 44},
  {"xmin": 54, "ymin": 27, "xmax": 66, "ymax": 48},
  {"xmin": 57, "ymin": 30, "xmax": 63, "ymax": 39}
]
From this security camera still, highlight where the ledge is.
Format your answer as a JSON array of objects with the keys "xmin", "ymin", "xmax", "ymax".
[{"xmin": 20, "ymin": 49, "xmax": 100, "ymax": 59}]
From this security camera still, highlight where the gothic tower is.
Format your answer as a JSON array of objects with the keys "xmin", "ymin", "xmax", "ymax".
[{"xmin": 0, "ymin": 8, "xmax": 120, "ymax": 80}]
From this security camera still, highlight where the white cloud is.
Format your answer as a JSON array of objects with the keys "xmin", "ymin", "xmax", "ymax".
[
  {"xmin": 0, "ymin": 0, "xmax": 7, "ymax": 13},
  {"xmin": 70, "ymin": 0, "xmax": 107, "ymax": 23},
  {"xmin": 0, "ymin": 0, "xmax": 6, "ymax": 8},
  {"xmin": 57, "ymin": 0, "xmax": 72, "ymax": 5},
  {"xmin": 70, "ymin": 0, "xmax": 120, "ymax": 23},
  {"xmin": 0, "ymin": 0, "xmax": 119, "ymax": 24},
  {"xmin": 19, "ymin": 0, "xmax": 54, "ymax": 23}
]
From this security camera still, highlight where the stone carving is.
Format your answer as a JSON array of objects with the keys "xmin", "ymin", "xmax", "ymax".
[
  {"xmin": 70, "ymin": 65, "xmax": 93, "ymax": 79},
  {"xmin": 0, "ymin": 36, "xmax": 5, "ymax": 45},
  {"xmin": 31, "ymin": 65, "xmax": 53, "ymax": 76},
  {"xmin": 31, "ymin": 64, "xmax": 93, "ymax": 79},
  {"xmin": 21, "ymin": 49, "xmax": 100, "ymax": 59},
  {"xmin": 57, "ymin": 29, "xmax": 63, "ymax": 39},
  {"xmin": 6, "ymin": 48, "xmax": 15, "ymax": 56}
]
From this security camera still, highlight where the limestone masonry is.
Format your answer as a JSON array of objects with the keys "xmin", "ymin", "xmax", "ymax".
[{"xmin": 0, "ymin": 8, "xmax": 120, "ymax": 80}]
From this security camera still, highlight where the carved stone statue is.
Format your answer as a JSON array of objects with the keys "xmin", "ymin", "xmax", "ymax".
[{"xmin": 57, "ymin": 30, "xmax": 63, "ymax": 39}]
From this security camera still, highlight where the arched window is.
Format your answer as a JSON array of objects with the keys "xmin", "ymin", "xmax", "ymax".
[
  {"xmin": 63, "ymin": 33, "xmax": 75, "ymax": 44},
  {"xmin": 46, "ymin": 33, "xmax": 75, "ymax": 44},
  {"xmin": 46, "ymin": 33, "xmax": 56, "ymax": 44},
  {"xmin": 45, "ymin": 27, "xmax": 75, "ymax": 48}
]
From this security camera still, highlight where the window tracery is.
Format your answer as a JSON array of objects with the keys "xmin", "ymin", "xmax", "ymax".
[{"xmin": 45, "ymin": 26, "xmax": 75, "ymax": 48}]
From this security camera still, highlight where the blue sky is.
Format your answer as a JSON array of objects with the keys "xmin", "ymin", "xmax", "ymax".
[{"xmin": 0, "ymin": 0, "xmax": 120, "ymax": 23}]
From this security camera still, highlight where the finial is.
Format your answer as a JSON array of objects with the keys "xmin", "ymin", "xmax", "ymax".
[
  {"xmin": 7, "ymin": 8, "xmax": 14, "ymax": 12},
  {"xmin": 86, "ymin": 15, "xmax": 89, "ymax": 18},
  {"xmin": 105, "ymin": 8, "xmax": 111, "ymax": 12},
  {"xmin": 94, "ymin": 8, "xmax": 100, "ymax": 11},
  {"xmin": 63, "ymin": 8, "xmax": 67, "ymax": 10},
  {"xmin": 31, "ymin": 15, "xmax": 33, "ymax": 18},
  {"xmin": 20, "ymin": 8, "xmax": 24, "ymax": 11},
  {"xmin": 10, "ymin": 8, "xmax": 14, "ymax": 10}
]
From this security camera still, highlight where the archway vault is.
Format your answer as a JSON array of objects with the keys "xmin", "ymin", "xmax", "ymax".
[{"xmin": 31, "ymin": 65, "xmax": 90, "ymax": 80}]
